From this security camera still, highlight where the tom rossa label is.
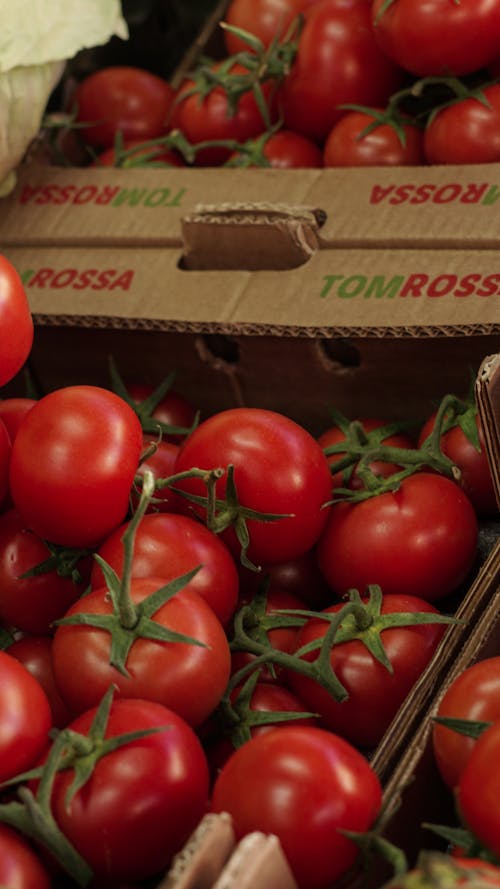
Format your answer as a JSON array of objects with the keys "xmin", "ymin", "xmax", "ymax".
[{"xmin": 17, "ymin": 183, "xmax": 187, "ymax": 208}]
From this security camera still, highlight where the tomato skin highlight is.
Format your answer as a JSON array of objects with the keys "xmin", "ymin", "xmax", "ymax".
[
  {"xmin": 423, "ymin": 84, "xmax": 500, "ymax": 165},
  {"xmin": 323, "ymin": 111, "xmax": 425, "ymax": 167},
  {"xmin": 174, "ymin": 407, "xmax": 333, "ymax": 566},
  {"xmin": 317, "ymin": 473, "xmax": 478, "ymax": 602},
  {"xmin": 9, "ymin": 386, "xmax": 143, "ymax": 548},
  {"xmin": 211, "ymin": 725, "xmax": 382, "ymax": 889}
]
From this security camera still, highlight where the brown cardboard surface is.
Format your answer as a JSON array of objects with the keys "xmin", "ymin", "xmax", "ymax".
[
  {"xmin": 476, "ymin": 354, "xmax": 500, "ymax": 512},
  {"xmin": 2, "ymin": 162, "xmax": 500, "ymax": 250}
]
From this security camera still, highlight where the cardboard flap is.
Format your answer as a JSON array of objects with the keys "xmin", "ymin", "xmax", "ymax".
[
  {"xmin": 476, "ymin": 353, "xmax": 500, "ymax": 510},
  {"xmin": 181, "ymin": 202, "xmax": 323, "ymax": 270}
]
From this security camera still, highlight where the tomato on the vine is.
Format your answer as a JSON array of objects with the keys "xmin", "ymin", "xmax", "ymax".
[
  {"xmin": 0, "ymin": 650, "xmax": 52, "ymax": 782},
  {"xmin": 323, "ymin": 110, "xmax": 425, "ymax": 167},
  {"xmin": 223, "ymin": 0, "xmax": 308, "ymax": 54},
  {"xmin": 423, "ymin": 84, "xmax": 500, "ymax": 166},
  {"xmin": 73, "ymin": 66, "xmax": 176, "ymax": 149},
  {"xmin": 174, "ymin": 407, "xmax": 333, "ymax": 566},
  {"xmin": 211, "ymin": 725, "xmax": 383, "ymax": 889},
  {"xmin": 8, "ymin": 635, "xmax": 73, "ymax": 729},
  {"xmin": 318, "ymin": 416, "xmax": 415, "ymax": 491},
  {"xmin": 0, "ymin": 255, "xmax": 33, "ymax": 389},
  {"xmin": 317, "ymin": 473, "xmax": 478, "ymax": 602},
  {"xmin": 9, "ymin": 385, "xmax": 143, "ymax": 548},
  {"xmin": 371, "ymin": 0, "xmax": 500, "ymax": 77}
]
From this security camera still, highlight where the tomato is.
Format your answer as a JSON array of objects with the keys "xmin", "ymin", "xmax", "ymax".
[
  {"xmin": 318, "ymin": 416, "xmax": 415, "ymax": 491},
  {"xmin": 40, "ymin": 697, "xmax": 210, "ymax": 882},
  {"xmin": 9, "ymin": 386, "xmax": 143, "ymax": 548},
  {"xmin": 0, "ymin": 397, "xmax": 36, "ymax": 443},
  {"xmin": 279, "ymin": 0, "xmax": 404, "ymax": 144},
  {"xmin": 0, "ymin": 650, "xmax": 52, "ymax": 782},
  {"xmin": 73, "ymin": 66, "xmax": 176, "ymax": 149},
  {"xmin": 0, "ymin": 417, "xmax": 11, "ymax": 507},
  {"xmin": 90, "ymin": 512, "xmax": 239, "ymax": 626},
  {"xmin": 423, "ymin": 84, "xmax": 500, "ymax": 165},
  {"xmin": 0, "ymin": 824, "xmax": 51, "ymax": 889},
  {"xmin": 371, "ymin": 0, "xmax": 500, "ymax": 77},
  {"xmin": 238, "ymin": 547, "xmax": 332, "ymax": 610},
  {"xmin": 289, "ymin": 592, "xmax": 447, "ymax": 748},
  {"xmin": 171, "ymin": 62, "xmax": 278, "ymax": 166},
  {"xmin": 174, "ymin": 407, "xmax": 333, "ymax": 566},
  {"xmin": 382, "ymin": 853, "xmax": 500, "ymax": 888},
  {"xmin": 432, "ymin": 657, "xmax": 500, "ymax": 790},
  {"xmin": 323, "ymin": 110, "xmax": 425, "ymax": 167},
  {"xmin": 135, "ymin": 436, "xmax": 183, "ymax": 514},
  {"xmin": 317, "ymin": 473, "xmax": 478, "ymax": 602},
  {"xmin": 0, "ymin": 509, "xmax": 89, "ymax": 635},
  {"xmin": 126, "ymin": 381, "xmax": 197, "ymax": 444},
  {"xmin": 93, "ymin": 138, "xmax": 185, "ymax": 167},
  {"xmin": 223, "ymin": 0, "xmax": 307, "ymax": 54},
  {"xmin": 231, "ymin": 128, "xmax": 324, "ymax": 167},
  {"xmin": 211, "ymin": 725, "xmax": 382, "ymax": 889},
  {"xmin": 7, "ymin": 635, "xmax": 73, "ymax": 728},
  {"xmin": 418, "ymin": 410, "xmax": 497, "ymax": 518},
  {"xmin": 458, "ymin": 720, "xmax": 500, "ymax": 859},
  {"xmin": 0, "ymin": 255, "xmax": 34, "ymax": 389},
  {"xmin": 52, "ymin": 579, "xmax": 231, "ymax": 727}
]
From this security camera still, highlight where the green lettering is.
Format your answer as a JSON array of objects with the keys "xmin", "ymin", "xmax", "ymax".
[
  {"xmin": 364, "ymin": 275, "xmax": 405, "ymax": 299},
  {"xmin": 320, "ymin": 275, "xmax": 343, "ymax": 298},
  {"xmin": 482, "ymin": 185, "xmax": 500, "ymax": 206},
  {"xmin": 111, "ymin": 188, "xmax": 148, "ymax": 207},
  {"xmin": 338, "ymin": 276, "xmax": 366, "ymax": 298}
]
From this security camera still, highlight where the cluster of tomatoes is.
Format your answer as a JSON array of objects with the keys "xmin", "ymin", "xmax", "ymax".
[
  {"xmin": 51, "ymin": 0, "xmax": 500, "ymax": 170},
  {"xmin": 0, "ymin": 247, "xmax": 498, "ymax": 889}
]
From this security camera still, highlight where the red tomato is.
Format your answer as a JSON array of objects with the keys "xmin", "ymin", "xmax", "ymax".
[
  {"xmin": 171, "ymin": 62, "xmax": 278, "ymax": 166},
  {"xmin": 279, "ymin": 0, "xmax": 404, "ymax": 144},
  {"xmin": 0, "ymin": 824, "xmax": 51, "ymax": 889},
  {"xmin": 211, "ymin": 725, "xmax": 382, "ymax": 889},
  {"xmin": 52, "ymin": 579, "xmax": 231, "ymax": 727},
  {"xmin": 73, "ymin": 66, "xmax": 175, "ymax": 149},
  {"xmin": 418, "ymin": 410, "xmax": 497, "ymax": 518},
  {"xmin": 371, "ymin": 0, "xmax": 500, "ymax": 77},
  {"xmin": 0, "ymin": 397, "xmax": 36, "ymax": 443},
  {"xmin": 90, "ymin": 512, "xmax": 239, "ymax": 626},
  {"xmin": 458, "ymin": 720, "xmax": 500, "ymax": 860},
  {"xmin": 40, "ymin": 697, "xmax": 210, "ymax": 882},
  {"xmin": 8, "ymin": 635, "xmax": 73, "ymax": 728},
  {"xmin": 317, "ymin": 473, "xmax": 478, "ymax": 602},
  {"xmin": 318, "ymin": 416, "xmax": 415, "ymax": 491},
  {"xmin": 232, "ymin": 128, "xmax": 324, "ymax": 167},
  {"xmin": 0, "ymin": 650, "xmax": 52, "ymax": 782},
  {"xmin": 323, "ymin": 110, "xmax": 425, "ymax": 166},
  {"xmin": 0, "ymin": 417, "xmax": 11, "ymax": 506},
  {"xmin": 0, "ymin": 255, "xmax": 34, "ymax": 388},
  {"xmin": 174, "ymin": 407, "xmax": 333, "ymax": 566},
  {"xmin": 126, "ymin": 381, "xmax": 197, "ymax": 444},
  {"xmin": 383, "ymin": 854, "xmax": 500, "ymax": 888},
  {"xmin": 93, "ymin": 138, "xmax": 185, "ymax": 167},
  {"xmin": 0, "ymin": 509, "xmax": 89, "ymax": 635},
  {"xmin": 423, "ymin": 84, "xmax": 500, "ymax": 165},
  {"xmin": 223, "ymin": 0, "xmax": 307, "ymax": 54},
  {"xmin": 135, "ymin": 436, "xmax": 183, "ymax": 514},
  {"xmin": 238, "ymin": 547, "xmax": 332, "ymax": 610},
  {"xmin": 432, "ymin": 657, "xmax": 500, "ymax": 790},
  {"xmin": 9, "ymin": 386, "xmax": 143, "ymax": 548},
  {"xmin": 289, "ymin": 592, "xmax": 447, "ymax": 748}
]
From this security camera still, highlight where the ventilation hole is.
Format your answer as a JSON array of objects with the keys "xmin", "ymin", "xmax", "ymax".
[
  {"xmin": 320, "ymin": 338, "xmax": 361, "ymax": 368},
  {"xmin": 201, "ymin": 334, "xmax": 240, "ymax": 365}
]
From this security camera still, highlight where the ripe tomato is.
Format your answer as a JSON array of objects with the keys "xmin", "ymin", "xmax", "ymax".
[
  {"xmin": 8, "ymin": 635, "xmax": 73, "ymax": 729},
  {"xmin": 90, "ymin": 512, "xmax": 240, "ymax": 626},
  {"xmin": 52, "ymin": 579, "xmax": 231, "ymax": 727},
  {"xmin": 126, "ymin": 381, "xmax": 197, "ymax": 444},
  {"xmin": 317, "ymin": 473, "xmax": 478, "ymax": 602},
  {"xmin": 223, "ymin": 0, "xmax": 307, "ymax": 54},
  {"xmin": 171, "ymin": 62, "xmax": 278, "ymax": 166},
  {"xmin": 318, "ymin": 416, "xmax": 415, "ymax": 491},
  {"xmin": 0, "ymin": 255, "xmax": 34, "ymax": 388},
  {"xmin": 423, "ymin": 84, "xmax": 500, "ymax": 165},
  {"xmin": 238, "ymin": 547, "xmax": 332, "ymax": 610},
  {"xmin": 134, "ymin": 436, "xmax": 183, "ymax": 514},
  {"xmin": 381, "ymin": 854, "xmax": 500, "ymax": 889},
  {"xmin": 0, "ymin": 824, "xmax": 51, "ymax": 889},
  {"xmin": 418, "ymin": 410, "xmax": 497, "ymax": 518},
  {"xmin": 0, "ymin": 397, "xmax": 36, "ymax": 443},
  {"xmin": 9, "ymin": 386, "xmax": 143, "ymax": 548},
  {"xmin": 0, "ymin": 650, "xmax": 52, "ymax": 782},
  {"xmin": 432, "ymin": 657, "xmax": 500, "ymax": 790},
  {"xmin": 289, "ymin": 592, "xmax": 447, "ymax": 748},
  {"xmin": 40, "ymin": 697, "xmax": 210, "ymax": 882},
  {"xmin": 231, "ymin": 128, "xmax": 324, "ymax": 167},
  {"xmin": 279, "ymin": 0, "xmax": 404, "ymax": 144},
  {"xmin": 323, "ymin": 110, "xmax": 425, "ymax": 167},
  {"xmin": 0, "ymin": 508, "xmax": 89, "ymax": 635},
  {"xmin": 174, "ymin": 407, "xmax": 333, "ymax": 566},
  {"xmin": 0, "ymin": 417, "xmax": 11, "ymax": 507},
  {"xmin": 211, "ymin": 725, "xmax": 382, "ymax": 889},
  {"xmin": 371, "ymin": 0, "xmax": 500, "ymax": 77},
  {"xmin": 458, "ymin": 720, "xmax": 500, "ymax": 860},
  {"xmin": 73, "ymin": 66, "xmax": 176, "ymax": 149}
]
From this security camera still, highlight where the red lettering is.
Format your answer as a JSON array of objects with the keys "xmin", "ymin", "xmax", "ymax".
[
  {"xmin": 409, "ymin": 184, "xmax": 436, "ymax": 205},
  {"xmin": 95, "ymin": 186, "xmax": 121, "ymax": 205},
  {"xmin": 109, "ymin": 270, "xmax": 134, "ymax": 291},
  {"xmin": 91, "ymin": 270, "xmax": 116, "ymax": 290},
  {"xmin": 433, "ymin": 184, "xmax": 461, "ymax": 204},
  {"xmin": 73, "ymin": 186, "xmax": 98, "ymax": 205},
  {"xmin": 389, "ymin": 185, "xmax": 413, "ymax": 205},
  {"xmin": 454, "ymin": 274, "xmax": 481, "ymax": 297},
  {"xmin": 73, "ymin": 269, "xmax": 98, "ymax": 289},
  {"xmin": 55, "ymin": 185, "xmax": 77, "ymax": 204},
  {"xmin": 427, "ymin": 275, "xmax": 457, "ymax": 297},
  {"xmin": 477, "ymin": 274, "xmax": 500, "ymax": 296},
  {"xmin": 369, "ymin": 185, "xmax": 395, "ymax": 205},
  {"xmin": 52, "ymin": 269, "xmax": 77, "ymax": 288},
  {"xmin": 460, "ymin": 184, "xmax": 488, "ymax": 204},
  {"xmin": 399, "ymin": 275, "xmax": 429, "ymax": 297},
  {"xmin": 18, "ymin": 185, "xmax": 40, "ymax": 204},
  {"xmin": 25, "ymin": 268, "xmax": 54, "ymax": 287}
]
